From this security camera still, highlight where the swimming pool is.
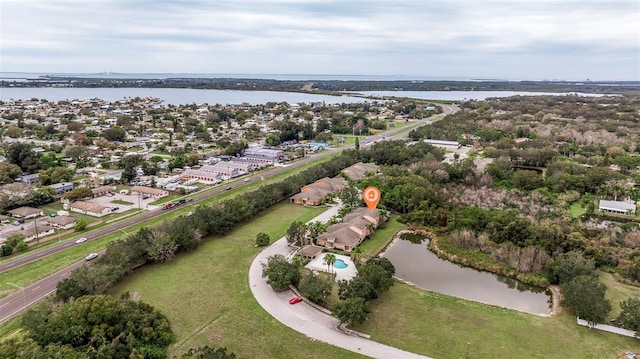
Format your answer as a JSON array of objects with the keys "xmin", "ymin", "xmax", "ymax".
[{"xmin": 333, "ymin": 258, "xmax": 348, "ymax": 269}]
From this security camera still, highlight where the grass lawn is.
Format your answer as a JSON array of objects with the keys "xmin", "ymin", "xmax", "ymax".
[
  {"xmin": 356, "ymin": 282, "xmax": 640, "ymax": 359},
  {"xmin": 358, "ymin": 215, "xmax": 405, "ymax": 257},
  {"xmin": 112, "ymin": 202, "xmax": 366, "ymax": 359},
  {"xmin": 111, "ymin": 199, "xmax": 133, "ymax": 205},
  {"xmin": 600, "ymin": 271, "xmax": 640, "ymax": 319},
  {"xmin": 569, "ymin": 202, "xmax": 586, "ymax": 218}
]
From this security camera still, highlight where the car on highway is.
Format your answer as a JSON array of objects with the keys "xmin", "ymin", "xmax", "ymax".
[
  {"xmin": 225, "ymin": 186, "xmax": 232, "ymax": 190},
  {"xmin": 289, "ymin": 296, "xmax": 303, "ymax": 305},
  {"xmin": 85, "ymin": 253, "xmax": 98, "ymax": 261},
  {"xmin": 75, "ymin": 237, "xmax": 88, "ymax": 244}
]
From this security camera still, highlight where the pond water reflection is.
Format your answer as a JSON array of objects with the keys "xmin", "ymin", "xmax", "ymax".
[{"xmin": 383, "ymin": 237, "xmax": 551, "ymax": 315}]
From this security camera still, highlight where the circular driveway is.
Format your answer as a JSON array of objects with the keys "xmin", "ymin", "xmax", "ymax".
[{"xmin": 248, "ymin": 204, "xmax": 432, "ymax": 359}]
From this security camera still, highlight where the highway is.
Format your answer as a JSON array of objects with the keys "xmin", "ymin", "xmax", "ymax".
[{"xmin": 0, "ymin": 103, "xmax": 458, "ymax": 324}]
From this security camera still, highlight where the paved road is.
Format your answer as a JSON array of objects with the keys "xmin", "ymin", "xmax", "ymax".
[{"xmin": 249, "ymin": 205, "xmax": 432, "ymax": 359}]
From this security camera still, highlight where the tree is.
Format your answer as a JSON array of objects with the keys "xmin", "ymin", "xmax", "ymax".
[
  {"xmin": 6, "ymin": 142, "xmax": 42, "ymax": 173},
  {"xmin": 617, "ymin": 298, "xmax": 640, "ymax": 335},
  {"xmin": 22, "ymin": 294, "xmax": 173, "ymax": 358},
  {"xmin": 365, "ymin": 257, "xmax": 396, "ymax": 276},
  {"xmin": 358, "ymin": 262, "xmax": 394, "ymax": 297},
  {"xmin": 286, "ymin": 221, "xmax": 307, "ymax": 246},
  {"xmin": 255, "ymin": 232, "xmax": 270, "ymax": 246},
  {"xmin": 324, "ymin": 253, "xmax": 336, "ymax": 274},
  {"xmin": 62, "ymin": 145, "xmax": 91, "ymax": 162},
  {"xmin": 338, "ymin": 276, "xmax": 377, "ymax": 300},
  {"xmin": 560, "ymin": 275, "xmax": 611, "ymax": 324},
  {"xmin": 261, "ymin": 254, "xmax": 301, "ymax": 290},
  {"xmin": 548, "ymin": 251, "xmax": 596, "ymax": 284},
  {"xmin": 332, "ymin": 297, "xmax": 369, "ymax": 325},
  {"xmin": 63, "ymin": 187, "xmax": 93, "ymax": 201},
  {"xmin": 339, "ymin": 186, "xmax": 361, "ymax": 207},
  {"xmin": 298, "ymin": 273, "xmax": 332, "ymax": 304},
  {"xmin": 74, "ymin": 218, "xmax": 88, "ymax": 231},
  {"xmin": 0, "ymin": 162, "xmax": 22, "ymax": 184},
  {"xmin": 101, "ymin": 127, "xmax": 126, "ymax": 142}
]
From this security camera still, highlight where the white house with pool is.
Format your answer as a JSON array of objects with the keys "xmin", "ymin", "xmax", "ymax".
[{"xmin": 305, "ymin": 253, "xmax": 357, "ymax": 281}]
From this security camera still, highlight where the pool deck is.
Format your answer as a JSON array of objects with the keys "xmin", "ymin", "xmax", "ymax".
[{"xmin": 306, "ymin": 253, "xmax": 357, "ymax": 281}]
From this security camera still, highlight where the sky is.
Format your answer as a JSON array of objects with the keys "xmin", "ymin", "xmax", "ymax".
[{"xmin": 1, "ymin": 0, "xmax": 639, "ymax": 81}]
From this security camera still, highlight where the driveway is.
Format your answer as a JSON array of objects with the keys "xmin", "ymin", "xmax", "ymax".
[{"xmin": 248, "ymin": 204, "xmax": 432, "ymax": 359}]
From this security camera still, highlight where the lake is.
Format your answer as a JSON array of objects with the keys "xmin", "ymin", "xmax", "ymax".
[
  {"xmin": 0, "ymin": 87, "xmax": 366, "ymax": 106},
  {"xmin": 382, "ymin": 236, "xmax": 551, "ymax": 315},
  {"xmin": 0, "ymin": 87, "xmax": 612, "ymax": 106},
  {"xmin": 357, "ymin": 90, "xmax": 611, "ymax": 101}
]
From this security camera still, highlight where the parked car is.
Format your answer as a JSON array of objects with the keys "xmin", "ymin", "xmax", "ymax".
[
  {"xmin": 75, "ymin": 237, "xmax": 87, "ymax": 244},
  {"xmin": 85, "ymin": 253, "xmax": 98, "ymax": 261},
  {"xmin": 289, "ymin": 296, "xmax": 303, "ymax": 305}
]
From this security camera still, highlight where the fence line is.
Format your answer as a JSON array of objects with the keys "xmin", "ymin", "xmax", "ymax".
[{"xmin": 576, "ymin": 317, "xmax": 638, "ymax": 338}]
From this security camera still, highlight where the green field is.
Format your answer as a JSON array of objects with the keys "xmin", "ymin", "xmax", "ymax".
[
  {"xmin": 357, "ymin": 283, "xmax": 639, "ymax": 359},
  {"xmin": 113, "ymin": 202, "xmax": 365, "ymax": 359}
]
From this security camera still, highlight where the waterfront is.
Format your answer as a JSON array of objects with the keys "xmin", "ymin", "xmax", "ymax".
[
  {"xmin": 382, "ymin": 236, "xmax": 551, "ymax": 315},
  {"xmin": 0, "ymin": 86, "xmax": 612, "ymax": 106},
  {"xmin": 0, "ymin": 87, "xmax": 366, "ymax": 106}
]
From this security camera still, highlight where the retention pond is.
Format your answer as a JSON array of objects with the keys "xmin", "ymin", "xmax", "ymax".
[{"xmin": 382, "ymin": 235, "xmax": 551, "ymax": 315}]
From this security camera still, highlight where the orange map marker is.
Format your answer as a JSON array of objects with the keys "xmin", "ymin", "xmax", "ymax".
[{"xmin": 363, "ymin": 186, "xmax": 381, "ymax": 211}]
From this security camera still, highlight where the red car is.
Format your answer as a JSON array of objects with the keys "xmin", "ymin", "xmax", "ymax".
[{"xmin": 289, "ymin": 296, "xmax": 303, "ymax": 304}]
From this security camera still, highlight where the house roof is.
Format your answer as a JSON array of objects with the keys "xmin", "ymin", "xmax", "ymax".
[
  {"xmin": 8, "ymin": 206, "xmax": 43, "ymax": 217},
  {"xmin": 599, "ymin": 200, "xmax": 636, "ymax": 212},
  {"xmin": 298, "ymin": 245, "xmax": 323, "ymax": 258},
  {"xmin": 341, "ymin": 162, "xmax": 379, "ymax": 181},
  {"xmin": 92, "ymin": 185, "xmax": 115, "ymax": 194},
  {"xmin": 46, "ymin": 215, "xmax": 77, "ymax": 226},
  {"xmin": 23, "ymin": 223, "xmax": 55, "ymax": 237},
  {"xmin": 70, "ymin": 201, "xmax": 111, "ymax": 213},
  {"xmin": 318, "ymin": 223, "xmax": 362, "ymax": 248}
]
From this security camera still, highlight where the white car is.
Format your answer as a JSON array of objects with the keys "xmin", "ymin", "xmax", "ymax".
[
  {"xmin": 85, "ymin": 253, "xmax": 98, "ymax": 261},
  {"xmin": 75, "ymin": 237, "xmax": 88, "ymax": 244}
]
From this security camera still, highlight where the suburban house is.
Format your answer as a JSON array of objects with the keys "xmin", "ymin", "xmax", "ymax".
[
  {"xmin": 68, "ymin": 201, "xmax": 112, "ymax": 217},
  {"xmin": 316, "ymin": 207, "xmax": 382, "ymax": 252},
  {"xmin": 92, "ymin": 185, "xmax": 116, "ymax": 197},
  {"xmin": 130, "ymin": 186, "xmax": 169, "ymax": 199},
  {"xmin": 49, "ymin": 182, "xmax": 75, "ymax": 195},
  {"xmin": 23, "ymin": 223, "xmax": 55, "ymax": 242},
  {"xmin": 45, "ymin": 215, "xmax": 77, "ymax": 229},
  {"xmin": 19, "ymin": 173, "xmax": 40, "ymax": 185},
  {"xmin": 598, "ymin": 200, "xmax": 636, "ymax": 215},
  {"xmin": 341, "ymin": 162, "xmax": 380, "ymax": 181},
  {"xmin": 290, "ymin": 177, "xmax": 349, "ymax": 206},
  {"xmin": 8, "ymin": 206, "xmax": 44, "ymax": 219},
  {"xmin": 297, "ymin": 244, "xmax": 324, "ymax": 260}
]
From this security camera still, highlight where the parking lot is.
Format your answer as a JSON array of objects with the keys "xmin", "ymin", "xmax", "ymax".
[{"xmin": 86, "ymin": 191, "xmax": 162, "ymax": 213}]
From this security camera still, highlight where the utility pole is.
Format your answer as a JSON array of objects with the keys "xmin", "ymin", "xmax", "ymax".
[{"xmin": 466, "ymin": 342, "xmax": 470, "ymax": 359}]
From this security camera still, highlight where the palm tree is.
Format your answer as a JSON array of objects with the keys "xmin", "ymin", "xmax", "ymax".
[
  {"xmin": 351, "ymin": 247, "xmax": 363, "ymax": 264},
  {"xmin": 324, "ymin": 253, "xmax": 336, "ymax": 274}
]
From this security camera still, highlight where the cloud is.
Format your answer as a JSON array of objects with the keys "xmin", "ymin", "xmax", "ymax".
[{"xmin": 1, "ymin": 0, "xmax": 638, "ymax": 80}]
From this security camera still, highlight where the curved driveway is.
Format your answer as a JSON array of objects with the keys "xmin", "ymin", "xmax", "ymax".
[{"xmin": 248, "ymin": 205, "xmax": 432, "ymax": 359}]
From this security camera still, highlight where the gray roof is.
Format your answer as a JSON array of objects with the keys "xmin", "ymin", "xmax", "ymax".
[{"xmin": 598, "ymin": 200, "xmax": 636, "ymax": 212}]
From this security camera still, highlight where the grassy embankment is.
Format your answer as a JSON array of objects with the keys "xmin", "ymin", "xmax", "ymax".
[
  {"xmin": 113, "ymin": 202, "xmax": 366, "ymax": 359},
  {"xmin": 112, "ymin": 203, "xmax": 638, "ymax": 359}
]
